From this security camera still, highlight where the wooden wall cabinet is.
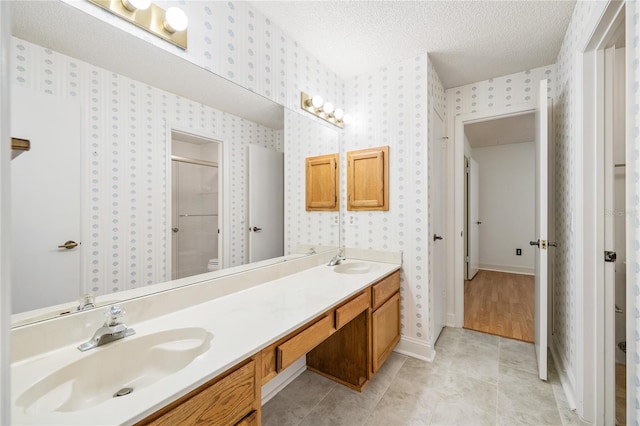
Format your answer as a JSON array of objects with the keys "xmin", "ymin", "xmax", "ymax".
[
  {"xmin": 306, "ymin": 153, "xmax": 339, "ymax": 211},
  {"xmin": 347, "ymin": 146, "xmax": 389, "ymax": 211}
]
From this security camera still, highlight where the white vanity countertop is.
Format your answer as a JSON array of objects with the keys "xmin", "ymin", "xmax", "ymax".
[{"xmin": 11, "ymin": 258, "xmax": 400, "ymax": 425}]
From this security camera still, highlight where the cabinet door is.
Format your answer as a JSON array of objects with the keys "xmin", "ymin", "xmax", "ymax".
[
  {"xmin": 372, "ymin": 292, "xmax": 400, "ymax": 373},
  {"xmin": 347, "ymin": 146, "xmax": 389, "ymax": 211},
  {"xmin": 306, "ymin": 153, "xmax": 339, "ymax": 211}
]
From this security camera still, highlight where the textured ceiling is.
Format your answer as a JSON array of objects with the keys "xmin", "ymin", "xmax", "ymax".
[
  {"xmin": 465, "ymin": 113, "xmax": 535, "ymax": 148},
  {"xmin": 248, "ymin": 1, "xmax": 576, "ymax": 88}
]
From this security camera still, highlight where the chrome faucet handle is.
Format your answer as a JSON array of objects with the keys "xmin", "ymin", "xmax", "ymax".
[{"xmin": 104, "ymin": 305, "xmax": 125, "ymax": 326}]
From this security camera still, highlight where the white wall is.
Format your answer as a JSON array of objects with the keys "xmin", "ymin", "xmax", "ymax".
[
  {"xmin": 628, "ymin": 1, "xmax": 640, "ymax": 419},
  {"xmin": 342, "ymin": 55, "xmax": 446, "ymax": 357},
  {"xmin": 0, "ymin": 3, "xmax": 11, "ymax": 423},
  {"xmin": 471, "ymin": 142, "xmax": 535, "ymax": 274},
  {"xmin": 283, "ymin": 109, "xmax": 340, "ymax": 255}
]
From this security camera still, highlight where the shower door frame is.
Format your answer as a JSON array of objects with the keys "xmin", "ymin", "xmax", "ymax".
[{"xmin": 166, "ymin": 126, "xmax": 225, "ymax": 281}]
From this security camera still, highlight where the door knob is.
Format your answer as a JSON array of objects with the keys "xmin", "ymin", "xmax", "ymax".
[
  {"xmin": 57, "ymin": 240, "xmax": 79, "ymax": 250},
  {"xmin": 172, "ymin": 227, "xmax": 179, "ymax": 233},
  {"xmin": 433, "ymin": 234, "xmax": 443, "ymax": 241},
  {"xmin": 252, "ymin": 227, "xmax": 262, "ymax": 232},
  {"xmin": 548, "ymin": 241, "xmax": 558, "ymax": 247},
  {"xmin": 530, "ymin": 240, "xmax": 540, "ymax": 247}
]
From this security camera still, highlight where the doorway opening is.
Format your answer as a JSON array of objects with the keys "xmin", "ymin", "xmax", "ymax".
[
  {"xmin": 461, "ymin": 113, "xmax": 536, "ymax": 342},
  {"xmin": 170, "ymin": 130, "xmax": 222, "ymax": 280}
]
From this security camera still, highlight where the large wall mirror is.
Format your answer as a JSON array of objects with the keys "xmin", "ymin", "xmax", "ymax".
[{"xmin": 9, "ymin": 1, "xmax": 341, "ymax": 326}]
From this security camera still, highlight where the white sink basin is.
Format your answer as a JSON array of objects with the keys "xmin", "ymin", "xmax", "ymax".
[
  {"xmin": 333, "ymin": 262, "xmax": 374, "ymax": 274},
  {"xmin": 16, "ymin": 327, "xmax": 213, "ymax": 414}
]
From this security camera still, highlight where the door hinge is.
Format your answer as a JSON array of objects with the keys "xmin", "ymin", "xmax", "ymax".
[
  {"xmin": 604, "ymin": 251, "xmax": 616, "ymax": 262},
  {"xmin": 466, "ymin": 256, "xmax": 470, "ymax": 263}
]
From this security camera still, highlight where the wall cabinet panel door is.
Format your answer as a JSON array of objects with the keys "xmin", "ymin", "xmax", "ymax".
[
  {"xmin": 347, "ymin": 146, "xmax": 389, "ymax": 211},
  {"xmin": 306, "ymin": 153, "xmax": 339, "ymax": 211}
]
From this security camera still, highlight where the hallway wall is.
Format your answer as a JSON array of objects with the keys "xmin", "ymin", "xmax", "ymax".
[
  {"xmin": 343, "ymin": 55, "xmax": 446, "ymax": 356},
  {"xmin": 628, "ymin": 0, "xmax": 640, "ymax": 422}
]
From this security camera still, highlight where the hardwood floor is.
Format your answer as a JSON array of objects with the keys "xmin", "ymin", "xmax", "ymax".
[{"xmin": 464, "ymin": 269, "xmax": 534, "ymax": 342}]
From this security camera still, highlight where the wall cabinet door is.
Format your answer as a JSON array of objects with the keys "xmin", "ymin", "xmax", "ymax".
[
  {"xmin": 306, "ymin": 153, "xmax": 339, "ymax": 211},
  {"xmin": 347, "ymin": 146, "xmax": 389, "ymax": 211},
  {"xmin": 371, "ymin": 292, "xmax": 400, "ymax": 373}
]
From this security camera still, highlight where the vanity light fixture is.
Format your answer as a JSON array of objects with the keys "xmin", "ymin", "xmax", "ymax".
[
  {"xmin": 300, "ymin": 92, "xmax": 348, "ymax": 128},
  {"xmin": 163, "ymin": 7, "xmax": 189, "ymax": 33},
  {"xmin": 121, "ymin": 0, "xmax": 150, "ymax": 12},
  {"xmin": 88, "ymin": 0, "xmax": 188, "ymax": 50}
]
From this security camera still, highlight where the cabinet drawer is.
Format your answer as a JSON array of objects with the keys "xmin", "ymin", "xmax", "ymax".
[
  {"xmin": 142, "ymin": 360, "xmax": 256, "ymax": 426},
  {"xmin": 372, "ymin": 271, "xmax": 400, "ymax": 310},
  {"xmin": 335, "ymin": 290, "xmax": 370, "ymax": 330},
  {"xmin": 277, "ymin": 316, "xmax": 332, "ymax": 372}
]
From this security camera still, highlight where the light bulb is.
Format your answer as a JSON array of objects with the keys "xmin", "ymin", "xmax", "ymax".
[
  {"xmin": 164, "ymin": 7, "xmax": 189, "ymax": 33},
  {"xmin": 311, "ymin": 95, "xmax": 323, "ymax": 109},
  {"xmin": 121, "ymin": 0, "xmax": 151, "ymax": 11},
  {"xmin": 343, "ymin": 114, "xmax": 353, "ymax": 124},
  {"xmin": 334, "ymin": 108, "xmax": 344, "ymax": 120},
  {"xmin": 323, "ymin": 102, "xmax": 334, "ymax": 114}
]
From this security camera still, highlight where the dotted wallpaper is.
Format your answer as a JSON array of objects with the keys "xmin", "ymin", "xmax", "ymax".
[
  {"xmin": 343, "ymin": 54, "xmax": 431, "ymax": 342},
  {"xmin": 553, "ymin": 1, "xmax": 618, "ymax": 403},
  {"xmin": 11, "ymin": 37, "xmax": 282, "ymax": 296},
  {"xmin": 283, "ymin": 109, "xmax": 340, "ymax": 255},
  {"xmin": 68, "ymin": 0, "xmax": 344, "ymax": 115},
  {"xmin": 629, "ymin": 1, "xmax": 640, "ymax": 422},
  {"xmin": 448, "ymin": 65, "xmax": 555, "ymax": 117}
]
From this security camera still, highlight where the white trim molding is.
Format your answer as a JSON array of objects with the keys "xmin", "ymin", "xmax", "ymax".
[
  {"xmin": 394, "ymin": 335, "xmax": 436, "ymax": 362},
  {"xmin": 551, "ymin": 335, "xmax": 577, "ymax": 410},
  {"xmin": 261, "ymin": 356, "xmax": 307, "ymax": 405},
  {"xmin": 478, "ymin": 265, "xmax": 534, "ymax": 276}
]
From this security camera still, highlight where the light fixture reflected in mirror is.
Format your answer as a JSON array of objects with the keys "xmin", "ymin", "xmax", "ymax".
[
  {"xmin": 121, "ymin": 0, "xmax": 150, "ymax": 12},
  {"xmin": 164, "ymin": 7, "xmax": 189, "ymax": 33},
  {"xmin": 88, "ymin": 0, "xmax": 188, "ymax": 50},
  {"xmin": 300, "ymin": 92, "xmax": 347, "ymax": 128}
]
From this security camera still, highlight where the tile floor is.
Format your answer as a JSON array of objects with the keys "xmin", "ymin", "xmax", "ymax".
[{"xmin": 262, "ymin": 327, "xmax": 591, "ymax": 426}]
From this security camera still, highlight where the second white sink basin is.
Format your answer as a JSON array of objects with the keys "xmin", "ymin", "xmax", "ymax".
[
  {"xmin": 16, "ymin": 327, "xmax": 213, "ymax": 415},
  {"xmin": 333, "ymin": 262, "xmax": 375, "ymax": 274}
]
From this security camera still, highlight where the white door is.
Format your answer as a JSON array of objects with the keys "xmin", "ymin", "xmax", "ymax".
[
  {"xmin": 431, "ymin": 106, "xmax": 446, "ymax": 341},
  {"xmin": 248, "ymin": 145, "xmax": 284, "ymax": 262},
  {"xmin": 467, "ymin": 157, "xmax": 480, "ymax": 280},
  {"xmin": 11, "ymin": 86, "xmax": 81, "ymax": 313},
  {"xmin": 533, "ymin": 79, "xmax": 550, "ymax": 381}
]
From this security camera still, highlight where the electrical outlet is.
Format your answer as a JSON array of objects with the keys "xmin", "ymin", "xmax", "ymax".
[{"xmin": 516, "ymin": 248, "xmax": 522, "ymax": 256}]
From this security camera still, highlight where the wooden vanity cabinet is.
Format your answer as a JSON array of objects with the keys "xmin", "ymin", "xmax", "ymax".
[
  {"xmin": 370, "ymin": 271, "xmax": 401, "ymax": 374},
  {"xmin": 137, "ymin": 358, "xmax": 260, "ymax": 426}
]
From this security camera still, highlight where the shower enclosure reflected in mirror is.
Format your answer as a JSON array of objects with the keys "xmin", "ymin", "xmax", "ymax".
[
  {"xmin": 171, "ymin": 132, "xmax": 222, "ymax": 280},
  {"xmin": 8, "ymin": 1, "xmax": 341, "ymax": 326}
]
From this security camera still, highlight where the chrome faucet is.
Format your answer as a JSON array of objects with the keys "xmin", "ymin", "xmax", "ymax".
[
  {"xmin": 328, "ymin": 248, "xmax": 346, "ymax": 266},
  {"xmin": 78, "ymin": 305, "xmax": 135, "ymax": 352}
]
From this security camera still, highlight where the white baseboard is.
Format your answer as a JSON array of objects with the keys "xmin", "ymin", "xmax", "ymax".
[
  {"xmin": 479, "ymin": 264, "xmax": 534, "ymax": 276},
  {"xmin": 393, "ymin": 336, "xmax": 435, "ymax": 362},
  {"xmin": 446, "ymin": 313, "xmax": 460, "ymax": 328},
  {"xmin": 261, "ymin": 356, "xmax": 307, "ymax": 405},
  {"xmin": 550, "ymin": 337, "xmax": 577, "ymax": 410}
]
